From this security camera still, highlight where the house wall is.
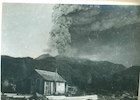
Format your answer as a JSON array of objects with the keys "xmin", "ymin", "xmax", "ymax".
[
  {"xmin": 44, "ymin": 81, "xmax": 55, "ymax": 95},
  {"xmin": 36, "ymin": 78, "xmax": 44, "ymax": 94},
  {"xmin": 29, "ymin": 71, "xmax": 66, "ymax": 96},
  {"xmin": 44, "ymin": 81, "xmax": 50, "ymax": 95},
  {"xmin": 50, "ymin": 82, "xmax": 54, "ymax": 94},
  {"xmin": 30, "ymin": 72, "xmax": 44, "ymax": 94},
  {"xmin": 56, "ymin": 82, "xmax": 65, "ymax": 94},
  {"xmin": 44, "ymin": 81, "xmax": 66, "ymax": 95}
]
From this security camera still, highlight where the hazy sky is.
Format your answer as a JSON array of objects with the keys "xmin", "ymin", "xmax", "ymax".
[
  {"xmin": 2, "ymin": 3, "xmax": 54, "ymax": 58},
  {"xmin": 2, "ymin": 3, "xmax": 140, "ymax": 67}
]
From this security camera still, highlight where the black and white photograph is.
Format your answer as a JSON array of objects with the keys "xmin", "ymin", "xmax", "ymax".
[{"xmin": 1, "ymin": 2, "xmax": 140, "ymax": 100}]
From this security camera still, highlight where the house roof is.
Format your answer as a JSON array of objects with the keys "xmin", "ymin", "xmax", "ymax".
[{"xmin": 35, "ymin": 69, "xmax": 66, "ymax": 82}]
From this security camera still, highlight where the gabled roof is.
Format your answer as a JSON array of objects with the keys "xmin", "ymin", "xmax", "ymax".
[{"xmin": 35, "ymin": 69, "xmax": 66, "ymax": 82}]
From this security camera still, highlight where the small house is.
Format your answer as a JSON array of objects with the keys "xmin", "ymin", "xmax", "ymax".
[{"xmin": 30, "ymin": 69, "xmax": 67, "ymax": 96}]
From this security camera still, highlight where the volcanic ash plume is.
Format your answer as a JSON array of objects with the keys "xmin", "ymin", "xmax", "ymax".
[
  {"xmin": 48, "ymin": 4, "xmax": 140, "ymax": 66},
  {"xmin": 49, "ymin": 4, "xmax": 100, "ymax": 56}
]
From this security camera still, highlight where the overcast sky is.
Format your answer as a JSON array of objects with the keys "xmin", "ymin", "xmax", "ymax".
[{"xmin": 2, "ymin": 3, "xmax": 54, "ymax": 58}]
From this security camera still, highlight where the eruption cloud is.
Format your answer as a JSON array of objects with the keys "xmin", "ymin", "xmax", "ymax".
[{"xmin": 48, "ymin": 4, "xmax": 140, "ymax": 66}]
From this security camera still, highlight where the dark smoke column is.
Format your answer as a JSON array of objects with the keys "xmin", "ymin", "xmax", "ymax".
[
  {"xmin": 49, "ymin": 4, "xmax": 140, "ymax": 66},
  {"xmin": 49, "ymin": 4, "xmax": 100, "ymax": 56},
  {"xmin": 49, "ymin": 4, "xmax": 72, "ymax": 55}
]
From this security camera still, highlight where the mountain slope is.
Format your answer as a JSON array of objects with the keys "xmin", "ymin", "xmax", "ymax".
[
  {"xmin": 35, "ymin": 54, "xmax": 52, "ymax": 60},
  {"xmin": 33, "ymin": 55, "xmax": 126, "ymax": 85},
  {"xmin": 1, "ymin": 55, "xmax": 132, "ymax": 94},
  {"xmin": 1, "ymin": 56, "xmax": 35, "ymax": 93},
  {"xmin": 110, "ymin": 66, "xmax": 140, "ymax": 94}
]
